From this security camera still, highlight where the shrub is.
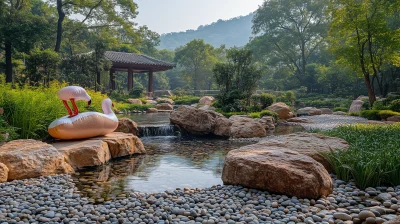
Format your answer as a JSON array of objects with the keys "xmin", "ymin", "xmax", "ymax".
[
  {"xmin": 360, "ymin": 110, "xmax": 380, "ymax": 120},
  {"xmin": 348, "ymin": 112, "xmax": 360, "ymax": 116},
  {"xmin": 0, "ymin": 116, "xmax": 19, "ymax": 141},
  {"xmin": 321, "ymin": 124, "xmax": 400, "ymax": 188},
  {"xmin": 389, "ymin": 99, "xmax": 400, "ymax": 112},
  {"xmin": 169, "ymin": 95, "xmax": 200, "ymax": 105},
  {"xmin": 249, "ymin": 112, "xmax": 261, "ymax": 118},
  {"xmin": 246, "ymin": 105, "xmax": 262, "ymax": 113},
  {"xmin": 215, "ymin": 110, "xmax": 247, "ymax": 118},
  {"xmin": 260, "ymin": 110, "xmax": 278, "ymax": 121},
  {"xmin": 378, "ymin": 110, "xmax": 400, "ymax": 120},
  {"xmin": 129, "ymin": 87, "xmax": 145, "ymax": 98},
  {"xmin": 260, "ymin": 93, "xmax": 275, "ymax": 109},
  {"xmin": 372, "ymin": 99, "xmax": 389, "ymax": 110},
  {"xmin": 334, "ymin": 107, "xmax": 348, "ymax": 112}
]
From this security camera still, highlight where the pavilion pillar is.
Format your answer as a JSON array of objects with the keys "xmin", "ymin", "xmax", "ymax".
[
  {"xmin": 128, "ymin": 67, "xmax": 133, "ymax": 90},
  {"xmin": 148, "ymin": 71, "xmax": 153, "ymax": 97},
  {"xmin": 109, "ymin": 68, "xmax": 115, "ymax": 90}
]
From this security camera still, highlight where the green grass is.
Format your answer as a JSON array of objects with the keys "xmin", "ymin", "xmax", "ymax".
[
  {"xmin": 320, "ymin": 124, "xmax": 400, "ymax": 189},
  {"xmin": 0, "ymin": 81, "xmax": 116, "ymax": 140}
]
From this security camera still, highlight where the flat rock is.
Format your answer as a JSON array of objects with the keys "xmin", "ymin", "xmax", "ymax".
[
  {"xmin": 156, "ymin": 97, "xmax": 174, "ymax": 105},
  {"xmin": 146, "ymin": 108, "xmax": 158, "ymax": 113},
  {"xmin": 127, "ymin": 98, "xmax": 142, "ymax": 105},
  {"xmin": 0, "ymin": 162, "xmax": 8, "ymax": 182},
  {"xmin": 255, "ymin": 132, "xmax": 349, "ymax": 172},
  {"xmin": 268, "ymin": 102, "xmax": 293, "ymax": 120},
  {"xmin": 222, "ymin": 145, "xmax": 333, "ymax": 199},
  {"xmin": 93, "ymin": 132, "xmax": 145, "ymax": 158},
  {"xmin": 115, "ymin": 118, "xmax": 139, "ymax": 136},
  {"xmin": 52, "ymin": 140, "xmax": 111, "ymax": 169},
  {"xmin": 320, "ymin": 108, "xmax": 333, "ymax": 114},
  {"xmin": 297, "ymin": 107, "xmax": 322, "ymax": 116},
  {"xmin": 287, "ymin": 117, "xmax": 312, "ymax": 123},
  {"xmin": 0, "ymin": 140, "xmax": 74, "ymax": 180},
  {"xmin": 156, "ymin": 103, "xmax": 173, "ymax": 111}
]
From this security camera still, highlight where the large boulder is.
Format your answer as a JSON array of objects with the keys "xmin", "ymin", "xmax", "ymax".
[
  {"xmin": 53, "ymin": 140, "xmax": 111, "ymax": 169},
  {"xmin": 127, "ymin": 98, "xmax": 142, "ymax": 105},
  {"xmin": 199, "ymin": 96, "xmax": 215, "ymax": 106},
  {"xmin": 349, "ymin": 100, "xmax": 364, "ymax": 113},
  {"xmin": 222, "ymin": 145, "xmax": 333, "ymax": 199},
  {"xmin": 115, "ymin": 118, "xmax": 139, "ymax": 135},
  {"xmin": 297, "ymin": 107, "xmax": 322, "ymax": 116},
  {"xmin": 320, "ymin": 108, "xmax": 333, "ymax": 115},
  {"xmin": 170, "ymin": 106, "xmax": 221, "ymax": 135},
  {"xmin": 254, "ymin": 132, "xmax": 349, "ymax": 172},
  {"xmin": 267, "ymin": 102, "xmax": 293, "ymax": 120},
  {"xmin": 258, "ymin": 116, "xmax": 275, "ymax": 131},
  {"xmin": 146, "ymin": 108, "xmax": 158, "ymax": 113},
  {"xmin": 229, "ymin": 116, "xmax": 267, "ymax": 138},
  {"xmin": 156, "ymin": 97, "xmax": 174, "ymax": 105},
  {"xmin": 156, "ymin": 103, "xmax": 173, "ymax": 111},
  {"xmin": 213, "ymin": 117, "xmax": 232, "ymax": 137},
  {"xmin": 0, "ymin": 140, "xmax": 74, "ymax": 180},
  {"xmin": 0, "ymin": 162, "xmax": 8, "ymax": 183},
  {"xmin": 93, "ymin": 132, "xmax": 145, "ymax": 158},
  {"xmin": 198, "ymin": 105, "xmax": 216, "ymax": 111},
  {"xmin": 387, "ymin": 115, "xmax": 400, "ymax": 122}
]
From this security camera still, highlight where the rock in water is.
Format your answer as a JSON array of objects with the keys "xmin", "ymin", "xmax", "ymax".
[
  {"xmin": 267, "ymin": 103, "xmax": 293, "ymax": 120},
  {"xmin": 115, "ymin": 118, "xmax": 139, "ymax": 136},
  {"xmin": 92, "ymin": 132, "xmax": 145, "ymax": 158},
  {"xmin": 229, "ymin": 116, "xmax": 267, "ymax": 138},
  {"xmin": 0, "ymin": 140, "xmax": 74, "ymax": 180},
  {"xmin": 222, "ymin": 145, "xmax": 333, "ymax": 199}
]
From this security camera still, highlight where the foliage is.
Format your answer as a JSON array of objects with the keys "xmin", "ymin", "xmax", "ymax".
[
  {"xmin": 259, "ymin": 93, "xmax": 275, "ymax": 109},
  {"xmin": 215, "ymin": 110, "xmax": 247, "ymax": 118},
  {"xmin": 24, "ymin": 48, "xmax": 61, "ymax": 85},
  {"xmin": 129, "ymin": 87, "xmax": 146, "ymax": 98},
  {"xmin": 174, "ymin": 39, "xmax": 217, "ymax": 90},
  {"xmin": 321, "ymin": 124, "xmax": 400, "ymax": 188},
  {"xmin": 389, "ymin": 99, "xmax": 400, "ymax": 112},
  {"xmin": 360, "ymin": 110, "xmax": 380, "ymax": 120},
  {"xmin": 260, "ymin": 110, "xmax": 278, "ymax": 121},
  {"xmin": 333, "ymin": 107, "xmax": 347, "ymax": 112},
  {"xmin": 0, "ymin": 81, "xmax": 111, "ymax": 139},
  {"xmin": 378, "ymin": 110, "xmax": 400, "ymax": 120},
  {"xmin": 213, "ymin": 48, "xmax": 262, "ymax": 112},
  {"xmin": 328, "ymin": 0, "xmax": 400, "ymax": 106},
  {"xmin": 0, "ymin": 116, "xmax": 19, "ymax": 141},
  {"xmin": 169, "ymin": 95, "xmax": 200, "ymax": 105},
  {"xmin": 348, "ymin": 112, "xmax": 360, "ymax": 117}
]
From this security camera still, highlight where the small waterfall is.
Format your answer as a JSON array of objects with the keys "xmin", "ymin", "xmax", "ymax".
[{"xmin": 139, "ymin": 125, "xmax": 179, "ymax": 137}]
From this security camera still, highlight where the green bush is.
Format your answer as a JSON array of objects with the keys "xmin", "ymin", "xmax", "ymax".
[
  {"xmin": 260, "ymin": 93, "xmax": 275, "ymax": 109},
  {"xmin": 360, "ymin": 110, "xmax": 380, "ymax": 120},
  {"xmin": 129, "ymin": 87, "xmax": 145, "ymax": 98},
  {"xmin": 249, "ymin": 112, "xmax": 261, "ymax": 118},
  {"xmin": 0, "ymin": 116, "xmax": 19, "ymax": 141},
  {"xmin": 321, "ymin": 124, "xmax": 400, "ymax": 189},
  {"xmin": 260, "ymin": 110, "xmax": 278, "ymax": 121},
  {"xmin": 215, "ymin": 110, "xmax": 247, "ymax": 118},
  {"xmin": 389, "ymin": 99, "xmax": 400, "ymax": 112},
  {"xmin": 378, "ymin": 110, "xmax": 400, "ymax": 120},
  {"xmin": 170, "ymin": 95, "xmax": 200, "ymax": 105},
  {"xmin": 334, "ymin": 107, "xmax": 348, "ymax": 112},
  {"xmin": 245, "ymin": 105, "xmax": 262, "ymax": 113},
  {"xmin": 372, "ymin": 99, "xmax": 389, "ymax": 110},
  {"xmin": 348, "ymin": 112, "xmax": 360, "ymax": 116}
]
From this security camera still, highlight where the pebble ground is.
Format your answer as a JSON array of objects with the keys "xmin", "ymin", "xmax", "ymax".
[{"xmin": 0, "ymin": 174, "xmax": 399, "ymax": 224}]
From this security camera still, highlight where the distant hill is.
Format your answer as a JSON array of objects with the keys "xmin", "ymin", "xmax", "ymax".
[{"xmin": 159, "ymin": 13, "xmax": 254, "ymax": 50}]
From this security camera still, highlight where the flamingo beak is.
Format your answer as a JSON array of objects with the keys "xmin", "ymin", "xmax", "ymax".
[
  {"xmin": 112, "ymin": 103, "xmax": 114, "ymax": 107},
  {"xmin": 88, "ymin": 100, "xmax": 92, "ymax": 106}
]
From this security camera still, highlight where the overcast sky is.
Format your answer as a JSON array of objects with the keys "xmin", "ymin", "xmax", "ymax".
[{"xmin": 134, "ymin": 0, "xmax": 264, "ymax": 34}]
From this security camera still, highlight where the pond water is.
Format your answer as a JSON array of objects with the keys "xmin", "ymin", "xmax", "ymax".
[{"xmin": 72, "ymin": 113, "xmax": 306, "ymax": 201}]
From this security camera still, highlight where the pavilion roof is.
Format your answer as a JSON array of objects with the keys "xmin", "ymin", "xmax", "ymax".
[{"xmin": 104, "ymin": 51, "xmax": 175, "ymax": 69}]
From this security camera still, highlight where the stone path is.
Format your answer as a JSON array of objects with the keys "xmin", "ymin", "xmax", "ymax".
[{"xmin": 0, "ymin": 174, "xmax": 399, "ymax": 224}]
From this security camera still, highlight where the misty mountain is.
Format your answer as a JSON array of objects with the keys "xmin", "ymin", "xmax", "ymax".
[{"xmin": 159, "ymin": 13, "xmax": 254, "ymax": 50}]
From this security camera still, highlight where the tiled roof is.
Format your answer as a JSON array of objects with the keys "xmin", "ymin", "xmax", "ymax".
[{"xmin": 104, "ymin": 51, "xmax": 175, "ymax": 68}]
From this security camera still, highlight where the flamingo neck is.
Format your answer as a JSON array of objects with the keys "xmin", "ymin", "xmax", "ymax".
[{"xmin": 102, "ymin": 102, "xmax": 114, "ymax": 115}]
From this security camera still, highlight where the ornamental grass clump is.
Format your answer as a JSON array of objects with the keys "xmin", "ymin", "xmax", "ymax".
[{"xmin": 321, "ymin": 124, "xmax": 400, "ymax": 189}]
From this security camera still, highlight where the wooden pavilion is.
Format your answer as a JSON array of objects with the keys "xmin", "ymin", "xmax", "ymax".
[{"xmin": 104, "ymin": 51, "xmax": 175, "ymax": 96}]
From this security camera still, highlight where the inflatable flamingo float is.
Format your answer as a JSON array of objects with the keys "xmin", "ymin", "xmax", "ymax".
[
  {"xmin": 48, "ymin": 98, "xmax": 118, "ymax": 140},
  {"xmin": 58, "ymin": 86, "xmax": 91, "ymax": 117}
]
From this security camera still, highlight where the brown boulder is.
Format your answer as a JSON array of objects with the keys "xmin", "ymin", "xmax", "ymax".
[
  {"xmin": 229, "ymin": 116, "xmax": 267, "ymax": 138},
  {"xmin": 259, "ymin": 116, "xmax": 275, "ymax": 130},
  {"xmin": 199, "ymin": 96, "xmax": 215, "ymax": 106},
  {"xmin": 0, "ymin": 140, "xmax": 74, "ymax": 180},
  {"xmin": 170, "ymin": 106, "xmax": 221, "ymax": 135},
  {"xmin": 255, "ymin": 132, "xmax": 349, "ymax": 172},
  {"xmin": 287, "ymin": 117, "xmax": 312, "ymax": 123},
  {"xmin": 222, "ymin": 146, "xmax": 333, "ymax": 198},
  {"xmin": 146, "ymin": 108, "xmax": 158, "ymax": 113},
  {"xmin": 127, "ymin": 98, "xmax": 142, "ymax": 104},
  {"xmin": 320, "ymin": 108, "xmax": 333, "ymax": 114},
  {"xmin": 297, "ymin": 107, "xmax": 322, "ymax": 116},
  {"xmin": 387, "ymin": 115, "xmax": 400, "ymax": 122},
  {"xmin": 213, "ymin": 117, "xmax": 232, "ymax": 137},
  {"xmin": 93, "ymin": 132, "xmax": 145, "ymax": 158},
  {"xmin": 115, "ymin": 118, "xmax": 139, "ymax": 135},
  {"xmin": 153, "ymin": 90, "xmax": 173, "ymax": 97},
  {"xmin": 0, "ymin": 162, "xmax": 8, "ymax": 182},
  {"xmin": 349, "ymin": 100, "xmax": 364, "ymax": 113},
  {"xmin": 268, "ymin": 103, "xmax": 293, "ymax": 120},
  {"xmin": 333, "ymin": 111, "xmax": 347, "ymax": 115},
  {"xmin": 52, "ymin": 140, "xmax": 111, "ymax": 169},
  {"xmin": 156, "ymin": 103, "xmax": 173, "ymax": 111}
]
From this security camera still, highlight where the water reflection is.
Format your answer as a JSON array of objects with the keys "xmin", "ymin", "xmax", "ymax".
[{"xmin": 72, "ymin": 137, "xmax": 254, "ymax": 201}]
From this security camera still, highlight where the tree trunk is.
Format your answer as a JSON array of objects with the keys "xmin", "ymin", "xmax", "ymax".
[
  {"xmin": 5, "ymin": 41, "xmax": 13, "ymax": 83},
  {"xmin": 363, "ymin": 74, "xmax": 376, "ymax": 106},
  {"xmin": 96, "ymin": 71, "xmax": 101, "ymax": 92},
  {"xmin": 55, "ymin": 0, "xmax": 65, "ymax": 53}
]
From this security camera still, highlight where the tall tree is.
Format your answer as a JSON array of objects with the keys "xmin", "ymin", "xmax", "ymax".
[
  {"xmin": 251, "ymin": 0, "xmax": 329, "ymax": 90},
  {"xmin": 329, "ymin": 0, "xmax": 400, "ymax": 105},
  {"xmin": 174, "ymin": 39, "xmax": 217, "ymax": 90}
]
